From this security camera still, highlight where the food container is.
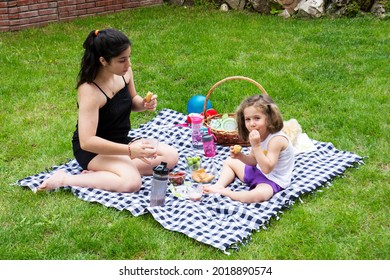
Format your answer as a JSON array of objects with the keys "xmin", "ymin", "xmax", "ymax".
[
  {"xmin": 168, "ymin": 171, "xmax": 186, "ymax": 186},
  {"xmin": 186, "ymin": 156, "xmax": 202, "ymax": 171}
]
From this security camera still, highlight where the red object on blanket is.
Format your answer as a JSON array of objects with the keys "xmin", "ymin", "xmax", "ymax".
[
  {"xmin": 201, "ymin": 108, "xmax": 218, "ymax": 117},
  {"xmin": 186, "ymin": 109, "xmax": 218, "ymax": 125}
]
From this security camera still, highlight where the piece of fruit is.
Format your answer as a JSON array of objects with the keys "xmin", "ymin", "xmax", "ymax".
[{"xmin": 186, "ymin": 156, "xmax": 200, "ymax": 164}]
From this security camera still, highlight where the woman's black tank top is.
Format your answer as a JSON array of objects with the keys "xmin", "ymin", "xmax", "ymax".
[{"xmin": 72, "ymin": 76, "xmax": 132, "ymax": 146}]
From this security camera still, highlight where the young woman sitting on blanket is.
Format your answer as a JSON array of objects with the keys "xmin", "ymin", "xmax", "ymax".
[
  {"xmin": 203, "ymin": 94, "xmax": 294, "ymax": 203},
  {"xmin": 38, "ymin": 28, "xmax": 179, "ymax": 193}
]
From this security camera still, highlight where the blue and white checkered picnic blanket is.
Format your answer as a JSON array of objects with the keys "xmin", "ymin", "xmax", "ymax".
[{"xmin": 16, "ymin": 109, "xmax": 364, "ymax": 253}]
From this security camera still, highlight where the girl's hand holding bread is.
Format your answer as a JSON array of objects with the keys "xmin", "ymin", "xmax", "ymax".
[
  {"xmin": 230, "ymin": 144, "xmax": 242, "ymax": 158},
  {"xmin": 233, "ymin": 145, "xmax": 242, "ymax": 154}
]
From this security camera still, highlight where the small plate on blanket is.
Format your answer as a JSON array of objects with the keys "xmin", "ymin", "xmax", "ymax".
[{"xmin": 169, "ymin": 182, "xmax": 190, "ymax": 199}]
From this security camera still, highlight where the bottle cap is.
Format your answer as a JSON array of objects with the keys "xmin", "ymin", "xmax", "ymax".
[
  {"xmin": 190, "ymin": 116, "xmax": 203, "ymax": 124},
  {"xmin": 201, "ymin": 127, "xmax": 209, "ymax": 135},
  {"xmin": 202, "ymin": 134, "xmax": 213, "ymax": 142},
  {"xmin": 153, "ymin": 161, "xmax": 169, "ymax": 175}
]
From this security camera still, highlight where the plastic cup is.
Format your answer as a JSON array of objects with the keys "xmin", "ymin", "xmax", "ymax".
[
  {"xmin": 186, "ymin": 156, "xmax": 202, "ymax": 171},
  {"xmin": 187, "ymin": 183, "xmax": 203, "ymax": 202},
  {"xmin": 142, "ymin": 138, "xmax": 159, "ymax": 159}
]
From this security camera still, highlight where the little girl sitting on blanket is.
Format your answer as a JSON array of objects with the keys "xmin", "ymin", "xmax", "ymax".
[
  {"xmin": 203, "ymin": 94, "xmax": 294, "ymax": 203},
  {"xmin": 38, "ymin": 28, "xmax": 178, "ymax": 193}
]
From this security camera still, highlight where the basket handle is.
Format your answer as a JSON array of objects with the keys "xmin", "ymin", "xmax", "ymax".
[{"xmin": 203, "ymin": 76, "xmax": 269, "ymax": 115}]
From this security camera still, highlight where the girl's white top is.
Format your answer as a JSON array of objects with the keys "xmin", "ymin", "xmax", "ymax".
[{"xmin": 257, "ymin": 131, "xmax": 295, "ymax": 189}]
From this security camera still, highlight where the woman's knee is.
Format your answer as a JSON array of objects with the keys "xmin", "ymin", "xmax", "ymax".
[
  {"xmin": 161, "ymin": 145, "xmax": 179, "ymax": 169},
  {"xmin": 118, "ymin": 176, "xmax": 142, "ymax": 193}
]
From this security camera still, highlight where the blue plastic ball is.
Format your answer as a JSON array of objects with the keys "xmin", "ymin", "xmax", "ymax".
[{"xmin": 187, "ymin": 95, "xmax": 212, "ymax": 114}]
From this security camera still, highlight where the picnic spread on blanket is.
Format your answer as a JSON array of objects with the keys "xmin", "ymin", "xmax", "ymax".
[{"xmin": 16, "ymin": 108, "xmax": 364, "ymax": 253}]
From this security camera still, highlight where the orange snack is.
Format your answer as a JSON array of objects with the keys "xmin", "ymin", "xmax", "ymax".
[{"xmin": 192, "ymin": 168, "xmax": 215, "ymax": 183}]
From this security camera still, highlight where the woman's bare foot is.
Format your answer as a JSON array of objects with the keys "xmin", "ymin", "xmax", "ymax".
[{"xmin": 36, "ymin": 170, "xmax": 67, "ymax": 192}]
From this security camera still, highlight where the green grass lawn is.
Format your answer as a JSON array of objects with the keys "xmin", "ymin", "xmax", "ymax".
[{"xmin": 0, "ymin": 5, "xmax": 389, "ymax": 260}]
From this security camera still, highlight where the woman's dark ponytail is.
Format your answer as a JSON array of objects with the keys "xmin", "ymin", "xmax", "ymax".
[{"xmin": 76, "ymin": 29, "xmax": 131, "ymax": 89}]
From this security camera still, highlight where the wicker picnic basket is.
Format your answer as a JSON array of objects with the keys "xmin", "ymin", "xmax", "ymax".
[{"xmin": 203, "ymin": 76, "xmax": 269, "ymax": 146}]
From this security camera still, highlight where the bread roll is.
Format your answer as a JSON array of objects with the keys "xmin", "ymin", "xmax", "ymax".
[
  {"xmin": 144, "ymin": 91, "xmax": 153, "ymax": 103},
  {"xmin": 233, "ymin": 145, "xmax": 242, "ymax": 154}
]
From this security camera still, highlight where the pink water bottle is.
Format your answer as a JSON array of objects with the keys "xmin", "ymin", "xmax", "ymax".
[
  {"xmin": 202, "ymin": 134, "xmax": 216, "ymax": 157},
  {"xmin": 191, "ymin": 116, "xmax": 204, "ymax": 154}
]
